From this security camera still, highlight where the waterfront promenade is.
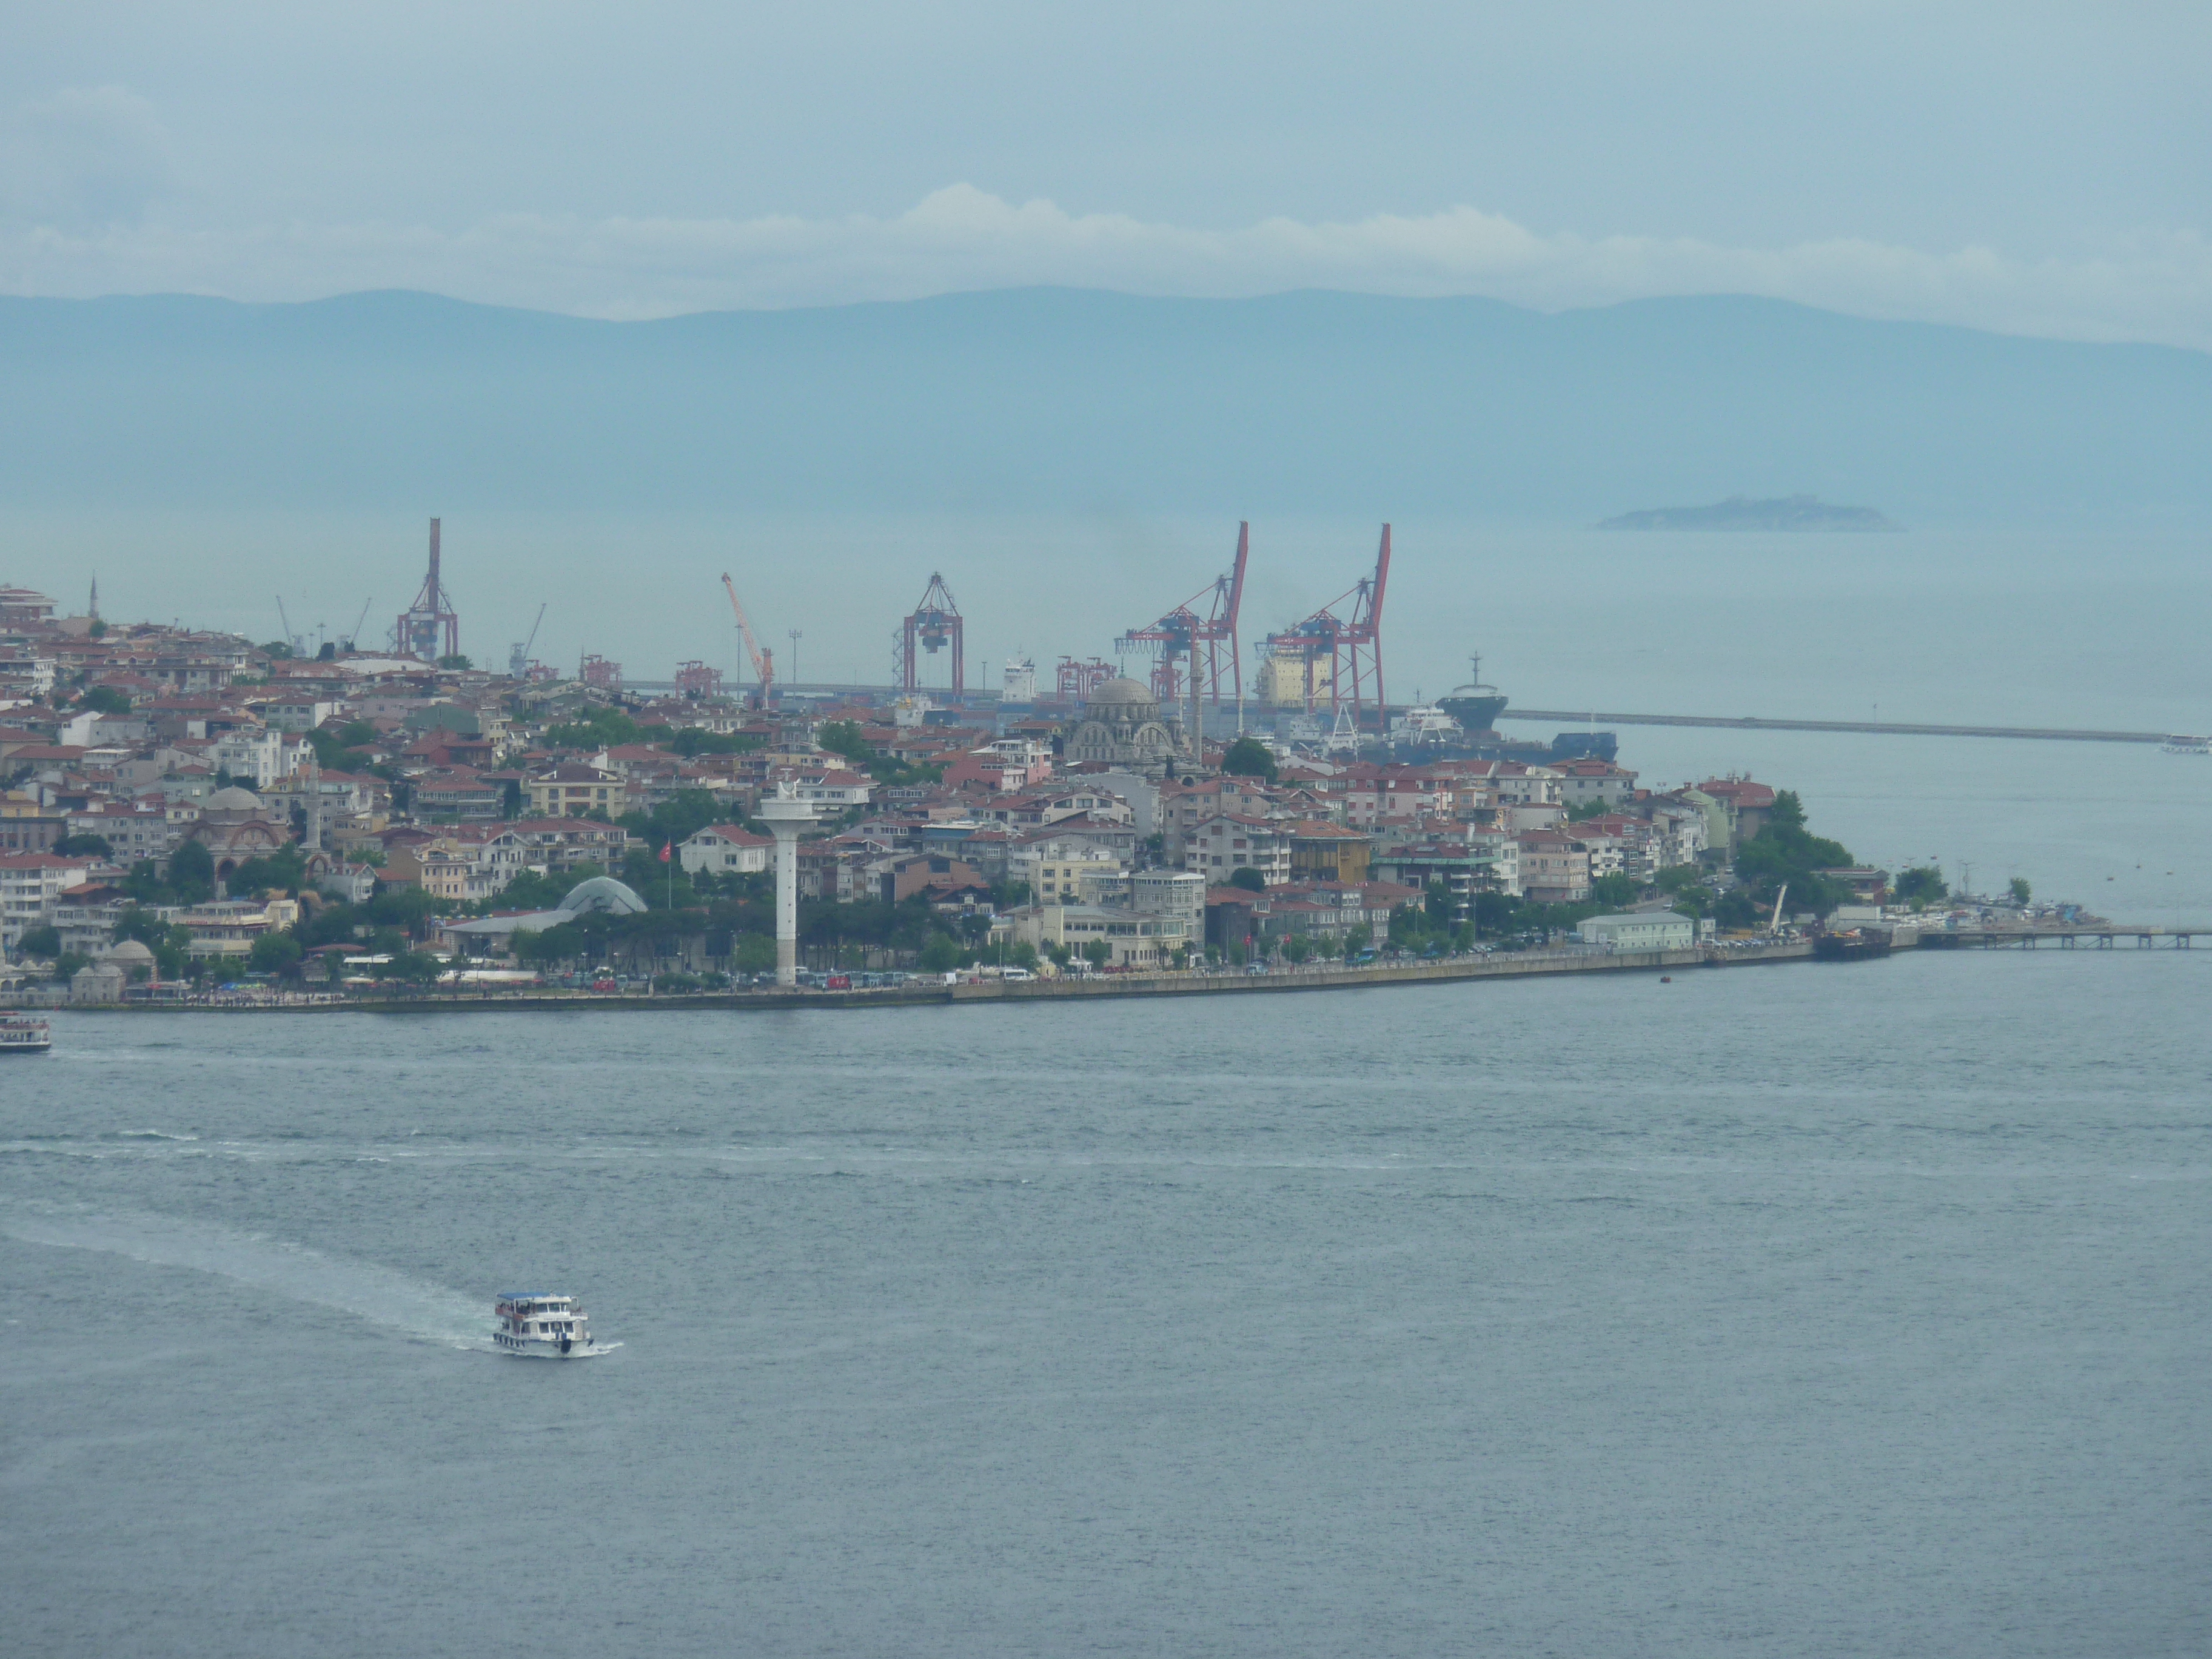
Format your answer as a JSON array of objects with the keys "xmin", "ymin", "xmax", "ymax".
[{"xmin": 46, "ymin": 939, "xmax": 1812, "ymax": 1013}]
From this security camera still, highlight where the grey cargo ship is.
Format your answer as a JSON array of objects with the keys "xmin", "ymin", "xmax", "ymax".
[{"xmin": 1436, "ymin": 655, "xmax": 1507, "ymax": 735}]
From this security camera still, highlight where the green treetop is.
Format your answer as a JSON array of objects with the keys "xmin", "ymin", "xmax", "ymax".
[{"xmin": 1221, "ymin": 737, "xmax": 1277, "ymax": 783}]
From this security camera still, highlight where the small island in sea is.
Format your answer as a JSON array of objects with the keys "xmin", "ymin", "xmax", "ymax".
[{"xmin": 1598, "ymin": 494, "xmax": 1902, "ymax": 532}]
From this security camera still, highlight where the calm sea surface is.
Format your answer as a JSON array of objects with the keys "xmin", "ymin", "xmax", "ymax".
[{"xmin": 5, "ymin": 952, "xmax": 2208, "ymax": 1656}]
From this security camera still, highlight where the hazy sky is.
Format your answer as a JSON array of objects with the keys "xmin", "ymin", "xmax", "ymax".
[{"xmin": 2, "ymin": 2, "xmax": 2206, "ymax": 341}]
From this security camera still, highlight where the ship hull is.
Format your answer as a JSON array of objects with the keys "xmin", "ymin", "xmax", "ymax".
[
  {"xmin": 492, "ymin": 1331, "xmax": 603, "ymax": 1358},
  {"xmin": 1437, "ymin": 693, "xmax": 1507, "ymax": 732}
]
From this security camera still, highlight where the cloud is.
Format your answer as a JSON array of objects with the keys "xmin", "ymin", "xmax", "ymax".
[
  {"xmin": 0, "ymin": 86, "xmax": 178, "ymax": 226},
  {"xmin": 1, "ymin": 181, "xmax": 2206, "ymax": 351}
]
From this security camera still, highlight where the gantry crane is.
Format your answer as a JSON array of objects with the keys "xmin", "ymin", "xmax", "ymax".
[
  {"xmin": 721, "ymin": 573, "xmax": 776, "ymax": 707},
  {"xmin": 899, "ymin": 573, "xmax": 964, "ymax": 694},
  {"xmin": 1259, "ymin": 523, "xmax": 1392, "ymax": 731},
  {"xmin": 1114, "ymin": 520, "xmax": 1250, "ymax": 709}
]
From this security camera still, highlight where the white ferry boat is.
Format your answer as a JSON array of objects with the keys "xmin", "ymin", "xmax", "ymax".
[
  {"xmin": 0, "ymin": 1016, "xmax": 51, "ymax": 1054},
  {"xmin": 493, "ymin": 1292, "xmax": 597, "ymax": 1357},
  {"xmin": 2162, "ymin": 734, "xmax": 2210, "ymax": 756}
]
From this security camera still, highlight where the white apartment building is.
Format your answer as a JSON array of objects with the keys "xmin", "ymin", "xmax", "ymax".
[
  {"xmin": 791, "ymin": 768, "xmax": 873, "ymax": 810},
  {"xmin": 679, "ymin": 825, "xmax": 773, "ymax": 876},
  {"xmin": 1552, "ymin": 760, "xmax": 1638, "ymax": 809},
  {"xmin": 1021, "ymin": 843, "xmax": 1122, "ymax": 903},
  {"xmin": 1462, "ymin": 830, "xmax": 1521, "ymax": 897},
  {"xmin": 251, "ymin": 697, "xmax": 341, "ymax": 733},
  {"xmin": 0, "ymin": 852, "xmax": 95, "ymax": 948},
  {"xmin": 1013, "ymin": 904, "xmax": 1190, "ymax": 969},
  {"xmin": 1183, "ymin": 814, "xmax": 1294, "ymax": 885},
  {"xmin": 211, "ymin": 728, "xmax": 300, "ymax": 789},
  {"xmin": 1131, "ymin": 870, "xmax": 1207, "ymax": 931}
]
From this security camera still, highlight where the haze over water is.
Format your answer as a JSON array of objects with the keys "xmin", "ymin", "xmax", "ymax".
[{"xmin": 5, "ymin": 955, "xmax": 2208, "ymax": 1657}]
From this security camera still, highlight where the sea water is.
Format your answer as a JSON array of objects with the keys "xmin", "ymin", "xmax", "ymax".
[{"xmin": 4, "ymin": 951, "xmax": 2207, "ymax": 1656}]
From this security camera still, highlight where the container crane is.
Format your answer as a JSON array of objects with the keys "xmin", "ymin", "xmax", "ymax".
[
  {"xmin": 721, "ymin": 573, "xmax": 776, "ymax": 707},
  {"xmin": 275, "ymin": 596, "xmax": 308, "ymax": 659},
  {"xmin": 394, "ymin": 518, "xmax": 461, "ymax": 662},
  {"xmin": 508, "ymin": 603, "xmax": 546, "ymax": 680},
  {"xmin": 1259, "ymin": 523, "xmax": 1392, "ymax": 731},
  {"xmin": 899, "ymin": 573, "xmax": 964, "ymax": 694},
  {"xmin": 1114, "ymin": 520, "xmax": 1250, "ymax": 745}
]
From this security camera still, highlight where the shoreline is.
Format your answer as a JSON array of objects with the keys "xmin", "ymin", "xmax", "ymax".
[{"xmin": 47, "ymin": 940, "xmax": 1817, "ymax": 1013}]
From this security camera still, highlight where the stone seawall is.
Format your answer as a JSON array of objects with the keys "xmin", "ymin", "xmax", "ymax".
[{"xmin": 77, "ymin": 940, "xmax": 1816, "ymax": 1014}]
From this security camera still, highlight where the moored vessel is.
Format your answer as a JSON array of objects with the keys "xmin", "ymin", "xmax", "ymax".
[
  {"xmin": 493, "ymin": 1292, "xmax": 597, "ymax": 1357},
  {"xmin": 0, "ymin": 1016, "xmax": 51, "ymax": 1054},
  {"xmin": 2162, "ymin": 734, "xmax": 2210, "ymax": 756},
  {"xmin": 1436, "ymin": 652, "xmax": 1508, "ymax": 735}
]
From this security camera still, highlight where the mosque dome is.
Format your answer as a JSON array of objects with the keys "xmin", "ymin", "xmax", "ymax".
[
  {"xmin": 204, "ymin": 786, "xmax": 264, "ymax": 817},
  {"xmin": 1088, "ymin": 677, "xmax": 1156, "ymax": 707}
]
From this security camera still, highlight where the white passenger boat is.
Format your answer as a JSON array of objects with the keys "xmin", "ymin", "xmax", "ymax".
[
  {"xmin": 0, "ymin": 1016, "xmax": 51, "ymax": 1054},
  {"xmin": 493, "ymin": 1292, "xmax": 598, "ymax": 1357},
  {"xmin": 2163, "ymin": 734, "xmax": 2210, "ymax": 756}
]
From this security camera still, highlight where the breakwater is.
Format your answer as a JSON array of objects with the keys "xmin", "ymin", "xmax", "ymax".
[{"xmin": 1501, "ymin": 708, "xmax": 2171, "ymax": 744}]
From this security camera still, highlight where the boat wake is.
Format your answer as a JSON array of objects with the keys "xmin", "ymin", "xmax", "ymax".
[{"xmin": 1, "ymin": 1204, "xmax": 493, "ymax": 1351}]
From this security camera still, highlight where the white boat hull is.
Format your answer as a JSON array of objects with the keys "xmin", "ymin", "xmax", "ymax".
[{"xmin": 491, "ymin": 1331, "xmax": 607, "ymax": 1359}]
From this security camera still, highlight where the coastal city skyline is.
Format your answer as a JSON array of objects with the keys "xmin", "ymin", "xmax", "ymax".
[{"xmin": 7, "ymin": 5, "xmax": 2205, "ymax": 1654}]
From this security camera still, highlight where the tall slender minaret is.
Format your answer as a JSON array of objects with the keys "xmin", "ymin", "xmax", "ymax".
[
  {"xmin": 303, "ymin": 756, "xmax": 323, "ymax": 853},
  {"xmin": 89, "ymin": 575, "xmax": 99, "ymax": 620}
]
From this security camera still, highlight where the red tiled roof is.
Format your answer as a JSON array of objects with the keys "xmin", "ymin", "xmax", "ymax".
[{"xmin": 689, "ymin": 824, "xmax": 772, "ymax": 846}]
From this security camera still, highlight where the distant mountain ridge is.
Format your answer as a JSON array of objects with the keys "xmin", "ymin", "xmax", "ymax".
[
  {"xmin": 1598, "ymin": 495, "xmax": 1902, "ymax": 532},
  {"xmin": 1, "ymin": 287, "xmax": 2206, "ymax": 523}
]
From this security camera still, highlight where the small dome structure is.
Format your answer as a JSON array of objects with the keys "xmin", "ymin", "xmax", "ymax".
[
  {"xmin": 204, "ymin": 785, "xmax": 264, "ymax": 816},
  {"xmin": 556, "ymin": 876, "xmax": 649, "ymax": 917},
  {"xmin": 106, "ymin": 940, "xmax": 157, "ymax": 966}
]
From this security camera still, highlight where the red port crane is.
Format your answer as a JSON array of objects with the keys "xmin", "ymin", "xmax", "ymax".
[
  {"xmin": 674, "ymin": 660, "xmax": 724, "ymax": 699},
  {"xmin": 1054, "ymin": 657, "xmax": 1114, "ymax": 702},
  {"xmin": 720, "ymin": 574, "xmax": 775, "ymax": 708},
  {"xmin": 1261, "ymin": 523, "xmax": 1392, "ymax": 731},
  {"xmin": 1114, "ymin": 521, "xmax": 1250, "ymax": 712}
]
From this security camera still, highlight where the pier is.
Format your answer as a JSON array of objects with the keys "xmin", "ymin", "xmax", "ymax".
[
  {"xmin": 1922, "ymin": 927, "xmax": 2202, "ymax": 949},
  {"xmin": 1501, "ymin": 709, "xmax": 2172, "ymax": 745}
]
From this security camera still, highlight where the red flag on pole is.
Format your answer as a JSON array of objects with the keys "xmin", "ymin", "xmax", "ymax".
[{"xmin": 659, "ymin": 842, "xmax": 672, "ymax": 863}]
